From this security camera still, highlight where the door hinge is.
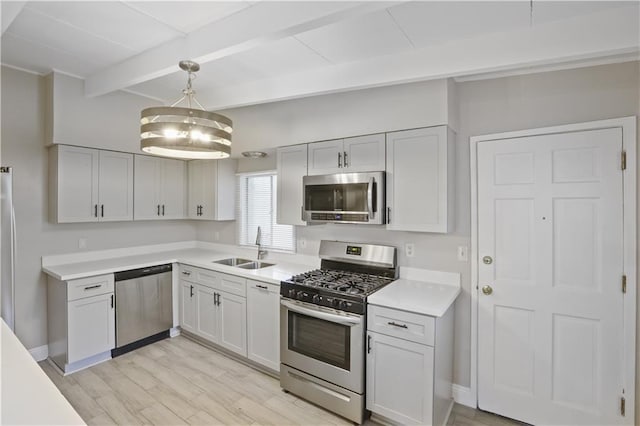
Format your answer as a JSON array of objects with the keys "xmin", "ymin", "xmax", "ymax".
[
  {"xmin": 622, "ymin": 275, "xmax": 627, "ymax": 294},
  {"xmin": 621, "ymin": 151, "xmax": 627, "ymax": 170},
  {"xmin": 621, "ymin": 396, "xmax": 626, "ymax": 416}
]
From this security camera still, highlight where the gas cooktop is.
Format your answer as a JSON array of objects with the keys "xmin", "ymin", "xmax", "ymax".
[{"xmin": 288, "ymin": 269, "xmax": 394, "ymax": 296}]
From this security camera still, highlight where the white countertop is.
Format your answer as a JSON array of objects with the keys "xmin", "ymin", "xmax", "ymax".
[
  {"xmin": 368, "ymin": 268, "xmax": 461, "ymax": 317},
  {"xmin": 1, "ymin": 320, "xmax": 85, "ymax": 425},
  {"xmin": 42, "ymin": 245, "xmax": 315, "ymax": 284}
]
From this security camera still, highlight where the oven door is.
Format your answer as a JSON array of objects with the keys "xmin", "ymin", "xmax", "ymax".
[{"xmin": 280, "ymin": 298, "xmax": 364, "ymax": 393}]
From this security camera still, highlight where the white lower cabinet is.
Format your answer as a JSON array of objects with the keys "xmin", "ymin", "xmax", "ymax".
[
  {"xmin": 366, "ymin": 304, "xmax": 454, "ymax": 426},
  {"xmin": 246, "ymin": 280, "xmax": 280, "ymax": 370},
  {"xmin": 179, "ymin": 266, "xmax": 248, "ymax": 357},
  {"xmin": 47, "ymin": 273, "xmax": 116, "ymax": 373}
]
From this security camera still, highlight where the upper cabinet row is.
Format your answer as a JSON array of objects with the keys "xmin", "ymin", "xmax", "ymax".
[
  {"xmin": 49, "ymin": 145, "xmax": 235, "ymax": 224},
  {"xmin": 277, "ymin": 125, "xmax": 455, "ymax": 233}
]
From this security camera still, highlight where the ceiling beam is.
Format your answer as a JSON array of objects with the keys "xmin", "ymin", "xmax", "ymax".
[
  {"xmin": 85, "ymin": 1, "xmax": 399, "ymax": 98},
  {"xmin": 196, "ymin": 5, "xmax": 640, "ymax": 110},
  {"xmin": 1, "ymin": 1, "xmax": 26, "ymax": 35}
]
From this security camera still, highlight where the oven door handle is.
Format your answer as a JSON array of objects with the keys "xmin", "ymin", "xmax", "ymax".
[
  {"xmin": 367, "ymin": 177, "xmax": 374, "ymax": 219},
  {"xmin": 281, "ymin": 300, "xmax": 362, "ymax": 326}
]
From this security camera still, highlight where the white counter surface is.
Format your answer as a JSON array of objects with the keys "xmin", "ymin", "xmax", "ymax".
[
  {"xmin": 42, "ymin": 246, "xmax": 314, "ymax": 284},
  {"xmin": 1, "ymin": 320, "xmax": 85, "ymax": 425},
  {"xmin": 368, "ymin": 268, "xmax": 461, "ymax": 317}
]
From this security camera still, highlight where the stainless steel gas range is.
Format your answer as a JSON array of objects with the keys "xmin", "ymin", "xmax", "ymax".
[{"xmin": 280, "ymin": 240, "xmax": 397, "ymax": 424}]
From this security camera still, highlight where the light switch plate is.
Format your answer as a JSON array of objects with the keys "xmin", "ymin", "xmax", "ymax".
[{"xmin": 405, "ymin": 243, "xmax": 415, "ymax": 257}]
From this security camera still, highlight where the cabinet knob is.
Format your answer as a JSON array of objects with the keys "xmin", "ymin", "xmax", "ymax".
[{"xmin": 482, "ymin": 285, "xmax": 493, "ymax": 295}]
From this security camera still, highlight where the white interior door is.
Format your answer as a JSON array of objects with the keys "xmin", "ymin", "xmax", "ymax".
[{"xmin": 477, "ymin": 128, "xmax": 625, "ymax": 425}]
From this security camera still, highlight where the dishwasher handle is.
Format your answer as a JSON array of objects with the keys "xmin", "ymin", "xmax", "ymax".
[{"xmin": 114, "ymin": 264, "xmax": 173, "ymax": 281}]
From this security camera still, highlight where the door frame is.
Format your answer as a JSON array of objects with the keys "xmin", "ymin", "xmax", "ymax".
[{"xmin": 469, "ymin": 116, "xmax": 637, "ymax": 420}]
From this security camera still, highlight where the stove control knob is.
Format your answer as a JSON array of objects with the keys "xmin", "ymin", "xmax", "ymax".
[
  {"xmin": 297, "ymin": 291, "xmax": 307, "ymax": 300},
  {"xmin": 288, "ymin": 289, "xmax": 296, "ymax": 298},
  {"xmin": 312, "ymin": 294, "xmax": 320, "ymax": 303},
  {"xmin": 337, "ymin": 300, "xmax": 347, "ymax": 310}
]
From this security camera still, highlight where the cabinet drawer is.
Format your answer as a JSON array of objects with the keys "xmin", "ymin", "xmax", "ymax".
[
  {"xmin": 219, "ymin": 273, "xmax": 246, "ymax": 297},
  {"xmin": 179, "ymin": 265, "xmax": 196, "ymax": 281},
  {"xmin": 367, "ymin": 305, "xmax": 434, "ymax": 346},
  {"xmin": 247, "ymin": 280, "xmax": 278, "ymax": 294},
  {"xmin": 67, "ymin": 274, "xmax": 114, "ymax": 301},
  {"xmin": 196, "ymin": 267, "xmax": 220, "ymax": 289}
]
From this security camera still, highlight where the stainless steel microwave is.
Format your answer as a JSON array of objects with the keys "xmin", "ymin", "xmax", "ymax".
[{"xmin": 302, "ymin": 172, "xmax": 385, "ymax": 224}]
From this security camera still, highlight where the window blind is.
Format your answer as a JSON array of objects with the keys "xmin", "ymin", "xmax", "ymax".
[{"xmin": 237, "ymin": 172, "xmax": 295, "ymax": 252}]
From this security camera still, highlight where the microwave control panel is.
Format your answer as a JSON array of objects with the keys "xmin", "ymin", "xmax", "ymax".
[{"xmin": 310, "ymin": 213, "xmax": 368, "ymax": 222}]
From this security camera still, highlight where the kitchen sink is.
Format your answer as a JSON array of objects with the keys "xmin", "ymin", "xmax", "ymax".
[
  {"xmin": 212, "ymin": 257, "xmax": 253, "ymax": 266},
  {"xmin": 237, "ymin": 261, "xmax": 275, "ymax": 270}
]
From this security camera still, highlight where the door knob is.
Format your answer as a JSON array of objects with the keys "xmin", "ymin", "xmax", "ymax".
[{"xmin": 482, "ymin": 285, "xmax": 493, "ymax": 295}]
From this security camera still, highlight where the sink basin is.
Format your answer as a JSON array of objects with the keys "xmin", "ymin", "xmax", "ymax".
[
  {"xmin": 212, "ymin": 257, "xmax": 253, "ymax": 267},
  {"xmin": 237, "ymin": 261, "xmax": 275, "ymax": 270}
]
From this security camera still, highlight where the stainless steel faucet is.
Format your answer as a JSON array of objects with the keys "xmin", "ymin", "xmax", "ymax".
[{"xmin": 255, "ymin": 226, "xmax": 267, "ymax": 260}]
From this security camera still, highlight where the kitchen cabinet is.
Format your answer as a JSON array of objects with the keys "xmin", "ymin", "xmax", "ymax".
[
  {"xmin": 47, "ymin": 273, "xmax": 116, "ymax": 373},
  {"xmin": 49, "ymin": 145, "xmax": 134, "ymax": 223},
  {"xmin": 178, "ymin": 265, "xmax": 247, "ymax": 357},
  {"xmin": 187, "ymin": 159, "xmax": 236, "ymax": 220},
  {"xmin": 307, "ymin": 133, "xmax": 385, "ymax": 175},
  {"xmin": 366, "ymin": 304, "xmax": 454, "ymax": 426},
  {"xmin": 134, "ymin": 155, "xmax": 186, "ymax": 220},
  {"xmin": 276, "ymin": 144, "xmax": 308, "ymax": 226},
  {"xmin": 246, "ymin": 280, "xmax": 280, "ymax": 371},
  {"xmin": 386, "ymin": 126, "xmax": 455, "ymax": 233}
]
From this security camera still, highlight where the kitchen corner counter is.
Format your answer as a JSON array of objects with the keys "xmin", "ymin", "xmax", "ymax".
[
  {"xmin": 42, "ymin": 245, "xmax": 316, "ymax": 285},
  {"xmin": 367, "ymin": 268, "xmax": 461, "ymax": 317},
  {"xmin": 1, "ymin": 320, "xmax": 85, "ymax": 425}
]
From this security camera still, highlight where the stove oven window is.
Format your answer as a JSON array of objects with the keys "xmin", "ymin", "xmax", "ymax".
[{"xmin": 288, "ymin": 311, "xmax": 350, "ymax": 370}]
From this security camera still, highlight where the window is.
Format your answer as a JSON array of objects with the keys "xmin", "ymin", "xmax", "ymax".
[{"xmin": 237, "ymin": 171, "xmax": 295, "ymax": 252}]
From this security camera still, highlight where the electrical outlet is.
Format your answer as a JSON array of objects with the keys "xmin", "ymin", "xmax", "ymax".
[
  {"xmin": 405, "ymin": 243, "xmax": 415, "ymax": 257},
  {"xmin": 457, "ymin": 246, "xmax": 468, "ymax": 262},
  {"xmin": 78, "ymin": 238, "xmax": 87, "ymax": 249},
  {"xmin": 299, "ymin": 238, "xmax": 307, "ymax": 249}
]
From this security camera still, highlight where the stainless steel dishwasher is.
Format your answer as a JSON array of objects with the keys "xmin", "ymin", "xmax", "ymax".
[{"xmin": 113, "ymin": 264, "xmax": 173, "ymax": 356}]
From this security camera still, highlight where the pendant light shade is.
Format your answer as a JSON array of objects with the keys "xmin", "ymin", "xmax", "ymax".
[{"xmin": 140, "ymin": 61, "xmax": 232, "ymax": 159}]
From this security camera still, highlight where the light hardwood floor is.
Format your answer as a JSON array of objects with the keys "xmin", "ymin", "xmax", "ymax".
[{"xmin": 40, "ymin": 336, "xmax": 526, "ymax": 426}]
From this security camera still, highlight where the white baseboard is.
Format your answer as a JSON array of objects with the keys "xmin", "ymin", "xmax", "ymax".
[
  {"xmin": 170, "ymin": 327, "xmax": 181, "ymax": 338},
  {"xmin": 452, "ymin": 384, "xmax": 476, "ymax": 408},
  {"xmin": 28, "ymin": 344, "xmax": 49, "ymax": 362}
]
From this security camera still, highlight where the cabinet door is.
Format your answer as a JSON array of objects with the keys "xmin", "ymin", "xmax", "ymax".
[
  {"xmin": 386, "ymin": 126, "xmax": 453, "ymax": 233},
  {"xmin": 217, "ymin": 291, "xmax": 247, "ymax": 356},
  {"xmin": 180, "ymin": 280, "xmax": 196, "ymax": 333},
  {"xmin": 187, "ymin": 160, "xmax": 203, "ymax": 219},
  {"xmin": 198, "ymin": 160, "xmax": 217, "ymax": 220},
  {"xmin": 98, "ymin": 151, "xmax": 134, "ymax": 221},
  {"xmin": 366, "ymin": 331, "xmax": 434, "ymax": 425},
  {"xmin": 133, "ymin": 155, "xmax": 161, "ymax": 220},
  {"xmin": 55, "ymin": 145, "xmax": 99, "ymax": 223},
  {"xmin": 160, "ymin": 158, "xmax": 186, "ymax": 219},
  {"xmin": 195, "ymin": 285, "xmax": 218, "ymax": 342},
  {"xmin": 246, "ymin": 281, "xmax": 280, "ymax": 370},
  {"xmin": 343, "ymin": 133, "xmax": 386, "ymax": 172},
  {"xmin": 213, "ymin": 159, "xmax": 236, "ymax": 221},
  {"xmin": 276, "ymin": 145, "xmax": 307, "ymax": 226},
  {"xmin": 67, "ymin": 293, "xmax": 115, "ymax": 364},
  {"xmin": 307, "ymin": 139, "xmax": 344, "ymax": 175}
]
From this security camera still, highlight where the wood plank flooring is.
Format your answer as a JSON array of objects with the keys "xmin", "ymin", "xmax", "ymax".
[{"xmin": 39, "ymin": 336, "xmax": 525, "ymax": 426}]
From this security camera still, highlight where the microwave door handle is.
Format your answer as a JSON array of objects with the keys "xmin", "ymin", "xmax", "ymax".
[
  {"xmin": 367, "ymin": 177, "xmax": 374, "ymax": 219},
  {"xmin": 281, "ymin": 299, "xmax": 361, "ymax": 326}
]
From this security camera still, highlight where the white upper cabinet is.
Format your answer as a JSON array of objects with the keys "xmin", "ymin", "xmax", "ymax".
[
  {"xmin": 134, "ymin": 155, "xmax": 186, "ymax": 220},
  {"xmin": 187, "ymin": 159, "xmax": 236, "ymax": 220},
  {"xmin": 307, "ymin": 134, "xmax": 385, "ymax": 175},
  {"xmin": 276, "ymin": 144, "xmax": 308, "ymax": 226},
  {"xmin": 49, "ymin": 145, "xmax": 133, "ymax": 223},
  {"xmin": 386, "ymin": 126, "xmax": 455, "ymax": 233}
]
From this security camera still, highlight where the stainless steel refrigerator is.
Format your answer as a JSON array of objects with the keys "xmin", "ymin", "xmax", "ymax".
[{"xmin": 1, "ymin": 166, "xmax": 16, "ymax": 331}]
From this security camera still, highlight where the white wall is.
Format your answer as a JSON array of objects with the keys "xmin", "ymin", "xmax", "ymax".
[{"xmin": 1, "ymin": 67, "xmax": 198, "ymax": 349}]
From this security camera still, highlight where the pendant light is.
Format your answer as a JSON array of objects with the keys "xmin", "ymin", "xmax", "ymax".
[{"xmin": 140, "ymin": 60, "xmax": 232, "ymax": 159}]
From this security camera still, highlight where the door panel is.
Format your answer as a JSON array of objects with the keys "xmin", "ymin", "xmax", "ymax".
[
  {"xmin": 161, "ymin": 158, "xmax": 186, "ymax": 219},
  {"xmin": 68, "ymin": 293, "xmax": 115, "ymax": 363},
  {"xmin": 218, "ymin": 292, "xmax": 246, "ymax": 356},
  {"xmin": 57, "ymin": 146, "xmax": 99, "ymax": 222},
  {"xmin": 343, "ymin": 133, "xmax": 385, "ymax": 172},
  {"xmin": 98, "ymin": 151, "xmax": 133, "ymax": 221},
  {"xmin": 133, "ymin": 155, "xmax": 161, "ymax": 220},
  {"xmin": 307, "ymin": 139, "xmax": 343, "ymax": 175},
  {"xmin": 196, "ymin": 285, "xmax": 218, "ymax": 342},
  {"xmin": 180, "ymin": 281, "xmax": 196, "ymax": 333},
  {"xmin": 477, "ymin": 127, "xmax": 624, "ymax": 425}
]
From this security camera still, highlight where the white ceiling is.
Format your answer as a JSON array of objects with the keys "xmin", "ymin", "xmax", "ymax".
[{"xmin": 2, "ymin": 1, "xmax": 638, "ymax": 109}]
